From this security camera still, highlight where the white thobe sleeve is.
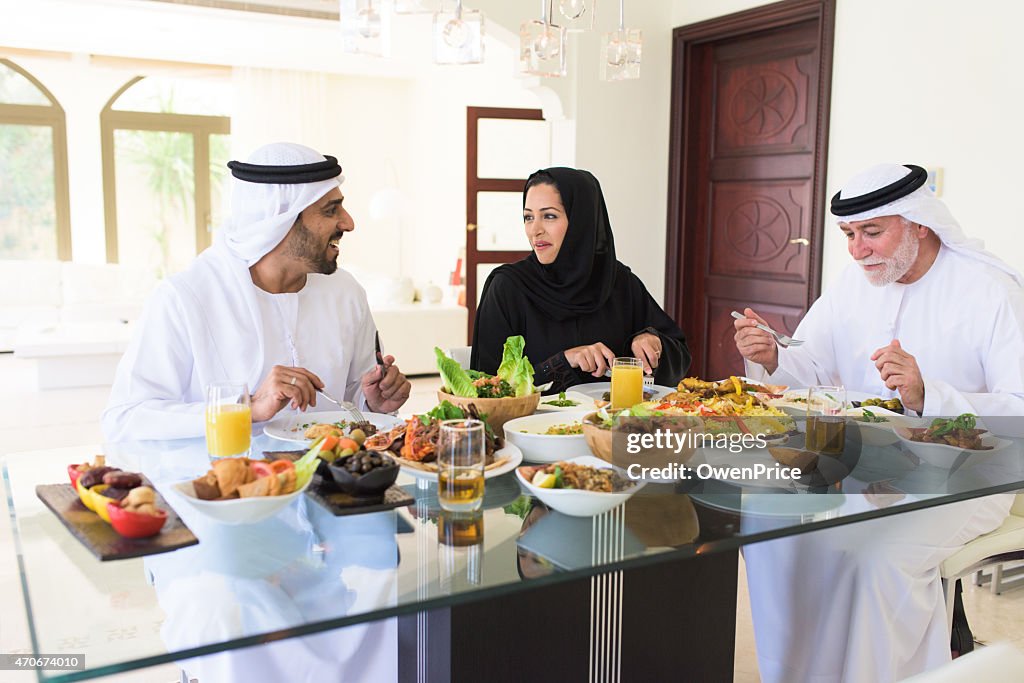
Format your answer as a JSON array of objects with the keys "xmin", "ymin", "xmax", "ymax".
[
  {"xmin": 102, "ymin": 284, "xmax": 206, "ymax": 442},
  {"xmin": 744, "ymin": 294, "xmax": 841, "ymax": 388},
  {"xmin": 922, "ymin": 291, "xmax": 1024, "ymax": 418}
]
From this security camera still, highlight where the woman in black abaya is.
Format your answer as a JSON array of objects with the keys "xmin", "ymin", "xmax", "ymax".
[{"xmin": 470, "ymin": 167, "xmax": 690, "ymax": 393}]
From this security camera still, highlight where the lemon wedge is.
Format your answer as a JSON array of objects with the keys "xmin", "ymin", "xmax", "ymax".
[{"xmin": 532, "ymin": 471, "xmax": 557, "ymax": 488}]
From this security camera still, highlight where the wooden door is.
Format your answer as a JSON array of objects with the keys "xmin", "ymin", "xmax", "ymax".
[
  {"xmin": 465, "ymin": 106, "xmax": 547, "ymax": 342},
  {"xmin": 666, "ymin": 0, "xmax": 835, "ymax": 379}
]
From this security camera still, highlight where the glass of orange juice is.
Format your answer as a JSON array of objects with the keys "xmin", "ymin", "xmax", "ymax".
[
  {"xmin": 610, "ymin": 357, "xmax": 644, "ymax": 410},
  {"xmin": 205, "ymin": 382, "xmax": 252, "ymax": 459}
]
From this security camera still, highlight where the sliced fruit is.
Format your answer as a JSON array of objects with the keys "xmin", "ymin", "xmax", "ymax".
[
  {"xmin": 336, "ymin": 437, "xmax": 360, "ymax": 453},
  {"xmin": 532, "ymin": 471, "xmax": 557, "ymax": 488},
  {"xmin": 321, "ymin": 434, "xmax": 340, "ymax": 452}
]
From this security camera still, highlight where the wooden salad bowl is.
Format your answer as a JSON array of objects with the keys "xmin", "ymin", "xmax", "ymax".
[
  {"xmin": 436, "ymin": 390, "xmax": 541, "ymax": 432},
  {"xmin": 582, "ymin": 411, "xmax": 704, "ymax": 469}
]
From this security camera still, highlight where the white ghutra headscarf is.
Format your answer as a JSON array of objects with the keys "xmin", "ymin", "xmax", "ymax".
[
  {"xmin": 218, "ymin": 142, "xmax": 344, "ymax": 266},
  {"xmin": 832, "ymin": 163, "xmax": 1023, "ymax": 286}
]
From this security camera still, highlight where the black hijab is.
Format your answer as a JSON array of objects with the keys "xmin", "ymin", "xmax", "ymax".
[{"xmin": 488, "ymin": 167, "xmax": 620, "ymax": 322}]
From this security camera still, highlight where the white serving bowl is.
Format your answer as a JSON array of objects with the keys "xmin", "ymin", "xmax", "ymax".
[
  {"xmin": 503, "ymin": 411, "xmax": 593, "ymax": 463},
  {"xmin": 169, "ymin": 476, "xmax": 311, "ymax": 525},
  {"xmin": 515, "ymin": 455, "xmax": 644, "ymax": 517},
  {"xmin": 893, "ymin": 424, "xmax": 1012, "ymax": 468},
  {"xmin": 846, "ymin": 406, "xmax": 907, "ymax": 447}
]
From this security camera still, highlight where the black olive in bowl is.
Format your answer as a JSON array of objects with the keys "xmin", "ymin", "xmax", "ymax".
[{"xmin": 327, "ymin": 451, "xmax": 399, "ymax": 496}]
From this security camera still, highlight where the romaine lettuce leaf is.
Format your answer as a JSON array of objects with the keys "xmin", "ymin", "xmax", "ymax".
[
  {"xmin": 434, "ymin": 348, "xmax": 478, "ymax": 397},
  {"xmin": 496, "ymin": 335, "xmax": 526, "ymax": 382},
  {"xmin": 495, "ymin": 335, "xmax": 536, "ymax": 395},
  {"xmin": 509, "ymin": 356, "xmax": 535, "ymax": 397}
]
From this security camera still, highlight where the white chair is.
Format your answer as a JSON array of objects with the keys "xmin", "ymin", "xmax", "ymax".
[
  {"xmin": 447, "ymin": 346, "xmax": 472, "ymax": 370},
  {"xmin": 900, "ymin": 642, "xmax": 1024, "ymax": 682},
  {"xmin": 940, "ymin": 493, "xmax": 1024, "ymax": 633}
]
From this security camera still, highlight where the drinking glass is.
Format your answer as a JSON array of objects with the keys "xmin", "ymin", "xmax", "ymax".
[
  {"xmin": 806, "ymin": 385, "xmax": 847, "ymax": 455},
  {"xmin": 205, "ymin": 382, "xmax": 252, "ymax": 459},
  {"xmin": 437, "ymin": 419, "xmax": 486, "ymax": 511},
  {"xmin": 438, "ymin": 509, "xmax": 484, "ymax": 592},
  {"xmin": 610, "ymin": 357, "xmax": 644, "ymax": 410}
]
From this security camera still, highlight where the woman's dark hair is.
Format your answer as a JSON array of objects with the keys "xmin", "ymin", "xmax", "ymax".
[{"xmin": 524, "ymin": 170, "xmax": 558, "ymax": 196}]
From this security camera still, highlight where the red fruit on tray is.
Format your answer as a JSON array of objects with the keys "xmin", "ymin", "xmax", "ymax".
[
  {"xmin": 106, "ymin": 503, "xmax": 167, "ymax": 538},
  {"xmin": 67, "ymin": 464, "xmax": 83, "ymax": 488}
]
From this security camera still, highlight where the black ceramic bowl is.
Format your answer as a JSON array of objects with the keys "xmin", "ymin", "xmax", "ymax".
[{"xmin": 327, "ymin": 451, "xmax": 399, "ymax": 496}]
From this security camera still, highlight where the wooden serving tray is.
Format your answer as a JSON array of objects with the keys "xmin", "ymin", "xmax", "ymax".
[
  {"xmin": 35, "ymin": 484, "xmax": 198, "ymax": 561},
  {"xmin": 263, "ymin": 451, "xmax": 414, "ymax": 516}
]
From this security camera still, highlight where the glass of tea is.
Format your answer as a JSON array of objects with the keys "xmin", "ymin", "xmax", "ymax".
[
  {"xmin": 205, "ymin": 381, "xmax": 252, "ymax": 459},
  {"xmin": 610, "ymin": 357, "xmax": 644, "ymax": 410},
  {"xmin": 438, "ymin": 509, "xmax": 484, "ymax": 592},
  {"xmin": 437, "ymin": 419, "xmax": 486, "ymax": 511},
  {"xmin": 806, "ymin": 385, "xmax": 847, "ymax": 455}
]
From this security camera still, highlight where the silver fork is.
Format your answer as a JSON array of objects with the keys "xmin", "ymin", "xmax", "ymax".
[
  {"xmin": 316, "ymin": 388, "xmax": 367, "ymax": 423},
  {"xmin": 730, "ymin": 310, "xmax": 804, "ymax": 347}
]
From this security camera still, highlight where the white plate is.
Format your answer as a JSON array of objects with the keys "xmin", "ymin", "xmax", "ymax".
[
  {"xmin": 515, "ymin": 455, "xmax": 644, "ymax": 517},
  {"xmin": 894, "ymin": 424, "xmax": 1013, "ymax": 468},
  {"xmin": 768, "ymin": 390, "xmax": 812, "ymax": 416},
  {"xmin": 535, "ymin": 391, "xmax": 595, "ymax": 412},
  {"xmin": 263, "ymin": 410, "xmax": 405, "ymax": 444},
  {"xmin": 565, "ymin": 382, "xmax": 675, "ymax": 403},
  {"xmin": 846, "ymin": 406, "xmax": 908, "ymax": 447},
  {"xmin": 168, "ymin": 476, "xmax": 312, "ymax": 525},
  {"xmin": 503, "ymin": 411, "xmax": 593, "ymax": 463},
  {"xmin": 690, "ymin": 490, "xmax": 846, "ymax": 518},
  {"xmin": 393, "ymin": 442, "xmax": 524, "ymax": 482},
  {"xmin": 769, "ymin": 390, "xmax": 903, "ymax": 416}
]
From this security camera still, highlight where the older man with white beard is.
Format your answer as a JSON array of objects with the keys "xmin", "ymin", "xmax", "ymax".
[{"xmin": 733, "ymin": 163, "xmax": 1024, "ymax": 682}]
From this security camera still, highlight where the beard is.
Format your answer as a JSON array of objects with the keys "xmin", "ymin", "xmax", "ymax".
[
  {"xmin": 284, "ymin": 218, "xmax": 339, "ymax": 275},
  {"xmin": 857, "ymin": 225, "xmax": 920, "ymax": 286}
]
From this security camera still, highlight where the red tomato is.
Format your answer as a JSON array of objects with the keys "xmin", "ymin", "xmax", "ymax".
[
  {"xmin": 270, "ymin": 460, "xmax": 294, "ymax": 475},
  {"xmin": 251, "ymin": 461, "xmax": 275, "ymax": 479}
]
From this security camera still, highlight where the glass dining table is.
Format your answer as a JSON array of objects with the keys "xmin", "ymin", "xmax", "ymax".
[{"xmin": 4, "ymin": 420, "xmax": 1024, "ymax": 682}]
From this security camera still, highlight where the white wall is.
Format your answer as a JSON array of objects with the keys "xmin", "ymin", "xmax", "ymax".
[
  {"xmin": 671, "ymin": 0, "xmax": 1024, "ymax": 289},
  {"xmin": 565, "ymin": 3, "xmax": 676, "ymax": 302}
]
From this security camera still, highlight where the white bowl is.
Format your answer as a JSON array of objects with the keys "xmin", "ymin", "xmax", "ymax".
[
  {"xmin": 168, "ymin": 476, "xmax": 311, "ymax": 525},
  {"xmin": 846, "ymin": 406, "xmax": 907, "ymax": 447},
  {"xmin": 893, "ymin": 424, "xmax": 1012, "ymax": 468},
  {"xmin": 503, "ymin": 411, "xmax": 593, "ymax": 463},
  {"xmin": 515, "ymin": 455, "xmax": 644, "ymax": 517}
]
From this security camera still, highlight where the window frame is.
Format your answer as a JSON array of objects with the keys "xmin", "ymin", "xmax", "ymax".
[
  {"xmin": 0, "ymin": 58, "xmax": 72, "ymax": 260},
  {"xmin": 100, "ymin": 76, "xmax": 230, "ymax": 264}
]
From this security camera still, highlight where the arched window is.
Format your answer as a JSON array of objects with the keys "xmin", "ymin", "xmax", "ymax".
[
  {"xmin": 101, "ymin": 75, "xmax": 230, "ymax": 276},
  {"xmin": 0, "ymin": 59, "xmax": 71, "ymax": 260}
]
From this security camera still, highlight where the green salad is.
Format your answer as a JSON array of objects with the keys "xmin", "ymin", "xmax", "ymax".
[
  {"xmin": 542, "ymin": 392, "xmax": 579, "ymax": 407},
  {"xmin": 435, "ymin": 336, "xmax": 536, "ymax": 399}
]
